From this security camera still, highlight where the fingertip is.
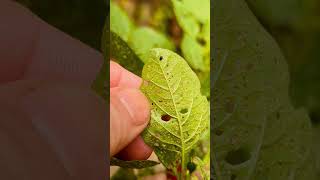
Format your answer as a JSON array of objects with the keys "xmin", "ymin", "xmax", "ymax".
[
  {"xmin": 116, "ymin": 136, "xmax": 153, "ymax": 160},
  {"xmin": 115, "ymin": 88, "xmax": 150, "ymax": 126},
  {"xmin": 110, "ymin": 88, "xmax": 151, "ymax": 155}
]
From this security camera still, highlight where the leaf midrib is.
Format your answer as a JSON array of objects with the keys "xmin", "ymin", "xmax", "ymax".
[{"xmin": 154, "ymin": 57, "xmax": 187, "ymax": 168}]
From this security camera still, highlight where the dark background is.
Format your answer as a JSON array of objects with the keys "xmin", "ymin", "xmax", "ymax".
[{"xmin": 16, "ymin": 0, "xmax": 107, "ymax": 51}]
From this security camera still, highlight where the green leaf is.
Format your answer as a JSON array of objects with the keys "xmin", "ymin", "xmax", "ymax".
[
  {"xmin": 198, "ymin": 72, "xmax": 210, "ymax": 98},
  {"xmin": 213, "ymin": 0, "xmax": 316, "ymax": 179},
  {"xmin": 140, "ymin": 48, "xmax": 209, "ymax": 178},
  {"xmin": 110, "ymin": 31, "xmax": 144, "ymax": 76},
  {"xmin": 110, "ymin": 1, "xmax": 134, "ymax": 41},
  {"xmin": 182, "ymin": 0, "xmax": 210, "ymax": 23},
  {"xmin": 171, "ymin": 0, "xmax": 199, "ymax": 38},
  {"xmin": 181, "ymin": 34, "xmax": 206, "ymax": 71},
  {"xmin": 171, "ymin": 0, "xmax": 210, "ymax": 74},
  {"xmin": 110, "ymin": 157, "xmax": 159, "ymax": 169},
  {"xmin": 128, "ymin": 27, "xmax": 175, "ymax": 63}
]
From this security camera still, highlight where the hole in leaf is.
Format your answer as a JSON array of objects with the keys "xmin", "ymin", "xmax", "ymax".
[
  {"xmin": 225, "ymin": 148, "xmax": 251, "ymax": 165},
  {"xmin": 180, "ymin": 108, "xmax": 188, "ymax": 114},
  {"xmin": 159, "ymin": 56, "xmax": 163, "ymax": 61},
  {"xmin": 161, "ymin": 114, "xmax": 171, "ymax": 121},
  {"xmin": 197, "ymin": 37, "xmax": 206, "ymax": 46}
]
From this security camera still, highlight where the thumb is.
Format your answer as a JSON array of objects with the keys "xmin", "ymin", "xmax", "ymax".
[{"xmin": 110, "ymin": 88, "xmax": 150, "ymax": 156}]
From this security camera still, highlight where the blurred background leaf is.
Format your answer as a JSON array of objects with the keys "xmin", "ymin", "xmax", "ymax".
[
  {"xmin": 244, "ymin": 1, "xmax": 320, "ymax": 176},
  {"xmin": 245, "ymin": 0, "xmax": 320, "ymax": 128},
  {"xmin": 213, "ymin": 0, "xmax": 317, "ymax": 179},
  {"xmin": 128, "ymin": 27, "xmax": 175, "ymax": 63}
]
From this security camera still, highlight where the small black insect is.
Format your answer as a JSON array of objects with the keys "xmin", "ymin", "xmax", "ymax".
[{"xmin": 159, "ymin": 56, "xmax": 163, "ymax": 61}]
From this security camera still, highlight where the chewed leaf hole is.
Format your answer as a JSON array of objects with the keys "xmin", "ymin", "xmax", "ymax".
[
  {"xmin": 161, "ymin": 114, "xmax": 171, "ymax": 121},
  {"xmin": 196, "ymin": 37, "xmax": 206, "ymax": 46},
  {"xmin": 180, "ymin": 108, "xmax": 188, "ymax": 114},
  {"xmin": 159, "ymin": 56, "xmax": 163, "ymax": 61},
  {"xmin": 225, "ymin": 148, "xmax": 251, "ymax": 165}
]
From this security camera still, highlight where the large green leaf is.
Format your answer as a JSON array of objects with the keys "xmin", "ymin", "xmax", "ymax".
[
  {"xmin": 140, "ymin": 48, "xmax": 209, "ymax": 178},
  {"xmin": 213, "ymin": 0, "xmax": 316, "ymax": 179},
  {"xmin": 128, "ymin": 27, "xmax": 175, "ymax": 63}
]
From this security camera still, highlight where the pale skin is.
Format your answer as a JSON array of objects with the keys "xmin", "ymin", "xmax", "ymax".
[{"xmin": 0, "ymin": 0, "xmax": 152, "ymax": 179}]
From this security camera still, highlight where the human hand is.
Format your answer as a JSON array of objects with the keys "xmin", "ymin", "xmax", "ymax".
[
  {"xmin": 0, "ymin": 1, "xmax": 152, "ymax": 180},
  {"xmin": 110, "ymin": 61, "xmax": 152, "ymax": 160}
]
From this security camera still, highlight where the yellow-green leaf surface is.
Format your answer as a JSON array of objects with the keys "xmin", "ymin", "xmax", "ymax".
[
  {"xmin": 213, "ymin": 0, "xmax": 316, "ymax": 179},
  {"xmin": 140, "ymin": 48, "xmax": 209, "ymax": 177}
]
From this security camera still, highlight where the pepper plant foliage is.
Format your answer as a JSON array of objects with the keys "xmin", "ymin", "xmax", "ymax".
[
  {"xmin": 213, "ymin": 0, "xmax": 317, "ymax": 179},
  {"xmin": 101, "ymin": 0, "xmax": 210, "ymax": 179}
]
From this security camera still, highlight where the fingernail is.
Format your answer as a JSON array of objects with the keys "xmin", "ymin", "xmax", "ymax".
[{"xmin": 116, "ymin": 89, "xmax": 150, "ymax": 126}]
